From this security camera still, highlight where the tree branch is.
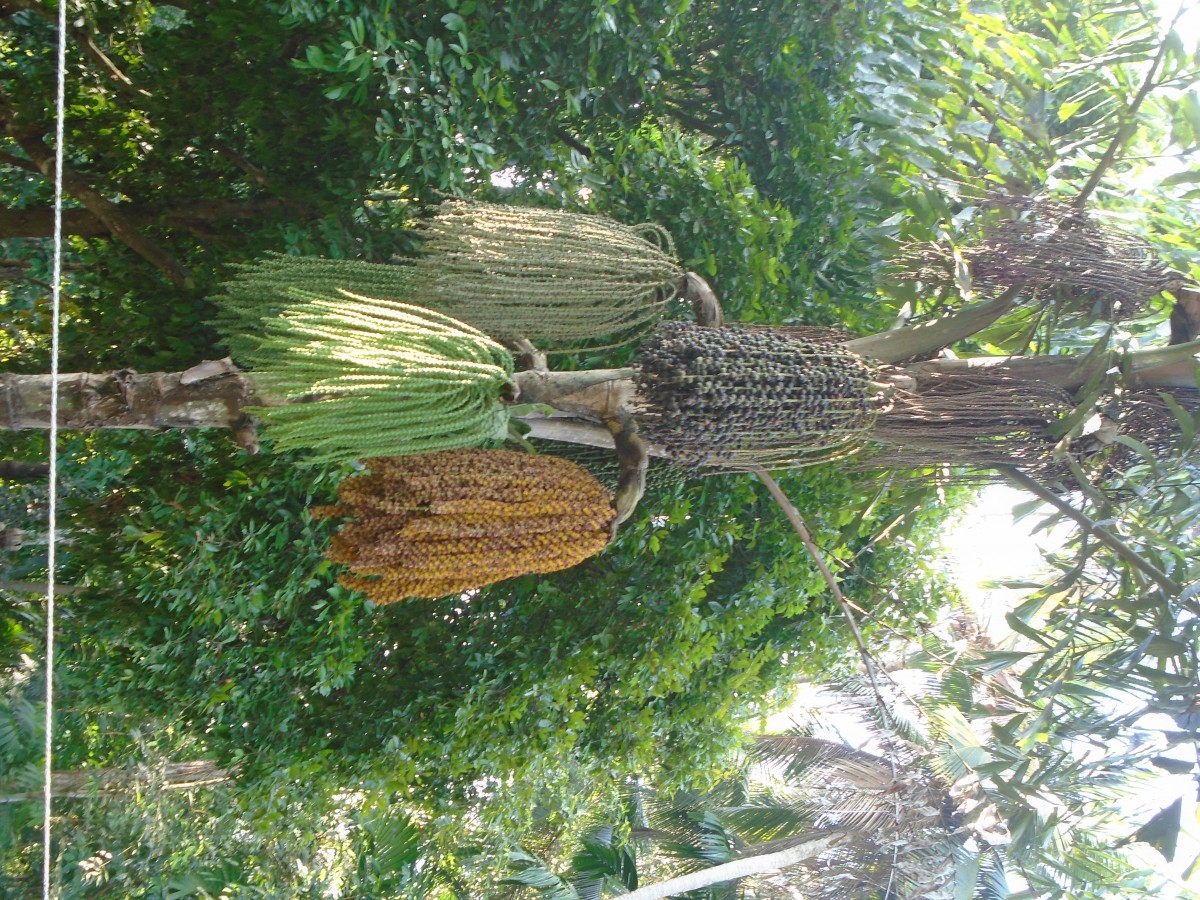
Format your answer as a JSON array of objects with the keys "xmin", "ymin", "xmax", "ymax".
[
  {"xmin": 1001, "ymin": 466, "xmax": 1185, "ymax": 599},
  {"xmin": 1125, "ymin": 337, "xmax": 1200, "ymax": 375},
  {"xmin": 0, "ymin": 459, "xmax": 49, "ymax": 480},
  {"xmin": 0, "ymin": 197, "xmax": 292, "ymax": 239},
  {"xmin": 1075, "ymin": 11, "xmax": 1183, "ymax": 205},
  {"xmin": 0, "ymin": 98, "xmax": 195, "ymax": 289},
  {"xmin": 551, "ymin": 129, "xmax": 591, "ymax": 159},
  {"xmin": 0, "ymin": 760, "xmax": 231, "ymax": 805},
  {"xmin": 2, "ymin": 0, "xmax": 150, "ymax": 100},
  {"xmin": 752, "ymin": 467, "xmax": 892, "ymax": 727},
  {"xmin": 0, "ymin": 149, "xmax": 40, "ymax": 173},
  {"xmin": 210, "ymin": 141, "xmax": 272, "ymax": 188},
  {"xmin": 662, "ymin": 100, "xmax": 726, "ymax": 141},
  {"xmin": 0, "ymin": 580, "xmax": 82, "ymax": 595}
]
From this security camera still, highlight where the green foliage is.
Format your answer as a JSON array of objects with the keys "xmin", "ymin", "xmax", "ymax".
[
  {"xmin": 848, "ymin": 0, "xmax": 1198, "ymax": 344},
  {"xmin": 1, "ymin": 0, "xmax": 901, "ymax": 883},
  {"xmin": 3, "ymin": 0, "xmax": 869, "ymax": 369},
  {"xmin": 49, "ymin": 432, "xmax": 369, "ymax": 760},
  {"xmin": 0, "ymin": 424, "xmax": 950, "ymax": 846},
  {"xmin": 277, "ymin": 0, "xmax": 695, "ymax": 199},
  {"xmin": 894, "ymin": 442, "xmax": 1200, "ymax": 898},
  {"xmin": 1, "ymin": 0, "xmax": 412, "ymax": 372},
  {"xmin": 348, "ymin": 467, "xmax": 948, "ymax": 832},
  {"xmin": 658, "ymin": 0, "xmax": 870, "ymax": 307},
  {"xmin": 533, "ymin": 124, "xmax": 804, "ymax": 325},
  {"xmin": 0, "ymin": 754, "xmax": 435, "ymax": 897},
  {"xmin": 503, "ymin": 730, "xmax": 964, "ymax": 900}
]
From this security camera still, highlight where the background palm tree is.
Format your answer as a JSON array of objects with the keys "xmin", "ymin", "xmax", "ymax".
[{"xmin": 501, "ymin": 714, "xmax": 1005, "ymax": 900}]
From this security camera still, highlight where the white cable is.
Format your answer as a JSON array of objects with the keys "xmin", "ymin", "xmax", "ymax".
[{"xmin": 43, "ymin": 0, "xmax": 68, "ymax": 894}]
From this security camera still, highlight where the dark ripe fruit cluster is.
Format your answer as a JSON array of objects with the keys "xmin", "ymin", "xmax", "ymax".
[
  {"xmin": 634, "ymin": 322, "xmax": 883, "ymax": 466},
  {"xmin": 313, "ymin": 449, "xmax": 614, "ymax": 601}
]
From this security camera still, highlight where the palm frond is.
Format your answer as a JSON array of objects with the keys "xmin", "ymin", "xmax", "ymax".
[
  {"xmin": 926, "ymin": 706, "xmax": 992, "ymax": 785},
  {"xmin": 752, "ymin": 734, "xmax": 897, "ymax": 787},
  {"xmin": 571, "ymin": 829, "xmax": 639, "ymax": 897},
  {"xmin": 501, "ymin": 850, "xmax": 582, "ymax": 900},
  {"xmin": 979, "ymin": 849, "xmax": 1011, "ymax": 900},
  {"xmin": 720, "ymin": 804, "xmax": 816, "ymax": 844}
]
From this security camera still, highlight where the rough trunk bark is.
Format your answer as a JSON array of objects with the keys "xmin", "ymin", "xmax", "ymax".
[
  {"xmin": 0, "ymin": 365, "xmax": 644, "ymax": 456},
  {"xmin": 0, "ymin": 361, "xmax": 266, "ymax": 431}
]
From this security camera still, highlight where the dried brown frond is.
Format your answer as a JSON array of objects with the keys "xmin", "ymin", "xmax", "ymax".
[{"xmin": 901, "ymin": 195, "xmax": 1181, "ymax": 319}]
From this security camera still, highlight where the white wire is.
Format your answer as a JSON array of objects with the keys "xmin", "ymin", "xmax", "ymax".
[{"xmin": 43, "ymin": 0, "xmax": 68, "ymax": 894}]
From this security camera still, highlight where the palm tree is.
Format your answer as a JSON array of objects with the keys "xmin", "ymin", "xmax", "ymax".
[{"xmin": 500, "ymin": 723, "xmax": 997, "ymax": 900}]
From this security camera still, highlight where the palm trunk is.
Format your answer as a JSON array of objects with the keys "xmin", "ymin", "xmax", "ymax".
[
  {"xmin": 0, "ymin": 362, "xmax": 265, "ymax": 430},
  {"xmin": 0, "ymin": 760, "xmax": 231, "ymax": 804},
  {"xmin": 2, "ymin": 353, "xmax": 1194, "ymax": 467},
  {"xmin": 619, "ymin": 831, "xmax": 851, "ymax": 900},
  {"xmin": 0, "ymin": 365, "xmax": 632, "ymax": 434}
]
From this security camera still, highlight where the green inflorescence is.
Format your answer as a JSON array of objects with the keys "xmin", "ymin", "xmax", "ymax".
[
  {"xmin": 217, "ymin": 255, "xmax": 420, "ymax": 362},
  {"xmin": 241, "ymin": 291, "xmax": 513, "ymax": 463},
  {"xmin": 215, "ymin": 201, "xmax": 684, "ymax": 358}
]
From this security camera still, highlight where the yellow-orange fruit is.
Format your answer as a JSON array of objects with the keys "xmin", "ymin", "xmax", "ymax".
[{"xmin": 315, "ymin": 449, "xmax": 615, "ymax": 602}]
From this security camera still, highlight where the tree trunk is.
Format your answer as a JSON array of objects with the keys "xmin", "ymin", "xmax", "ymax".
[
  {"xmin": 0, "ymin": 365, "xmax": 631, "ymax": 434},
  {"xmin": 0, "ymin": 760, "xmax": 230, "ymax": 804},
  {"xmin": 619, "ymin": 831, "xmax": 851, "ymax": 900},
  {"xmin": 0, "ymin": 362, "xmax": 265, "ymax": 431},
  {"xmin": 1, "ymin": 353, "xmax": 1194, "ymax": 465}
]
